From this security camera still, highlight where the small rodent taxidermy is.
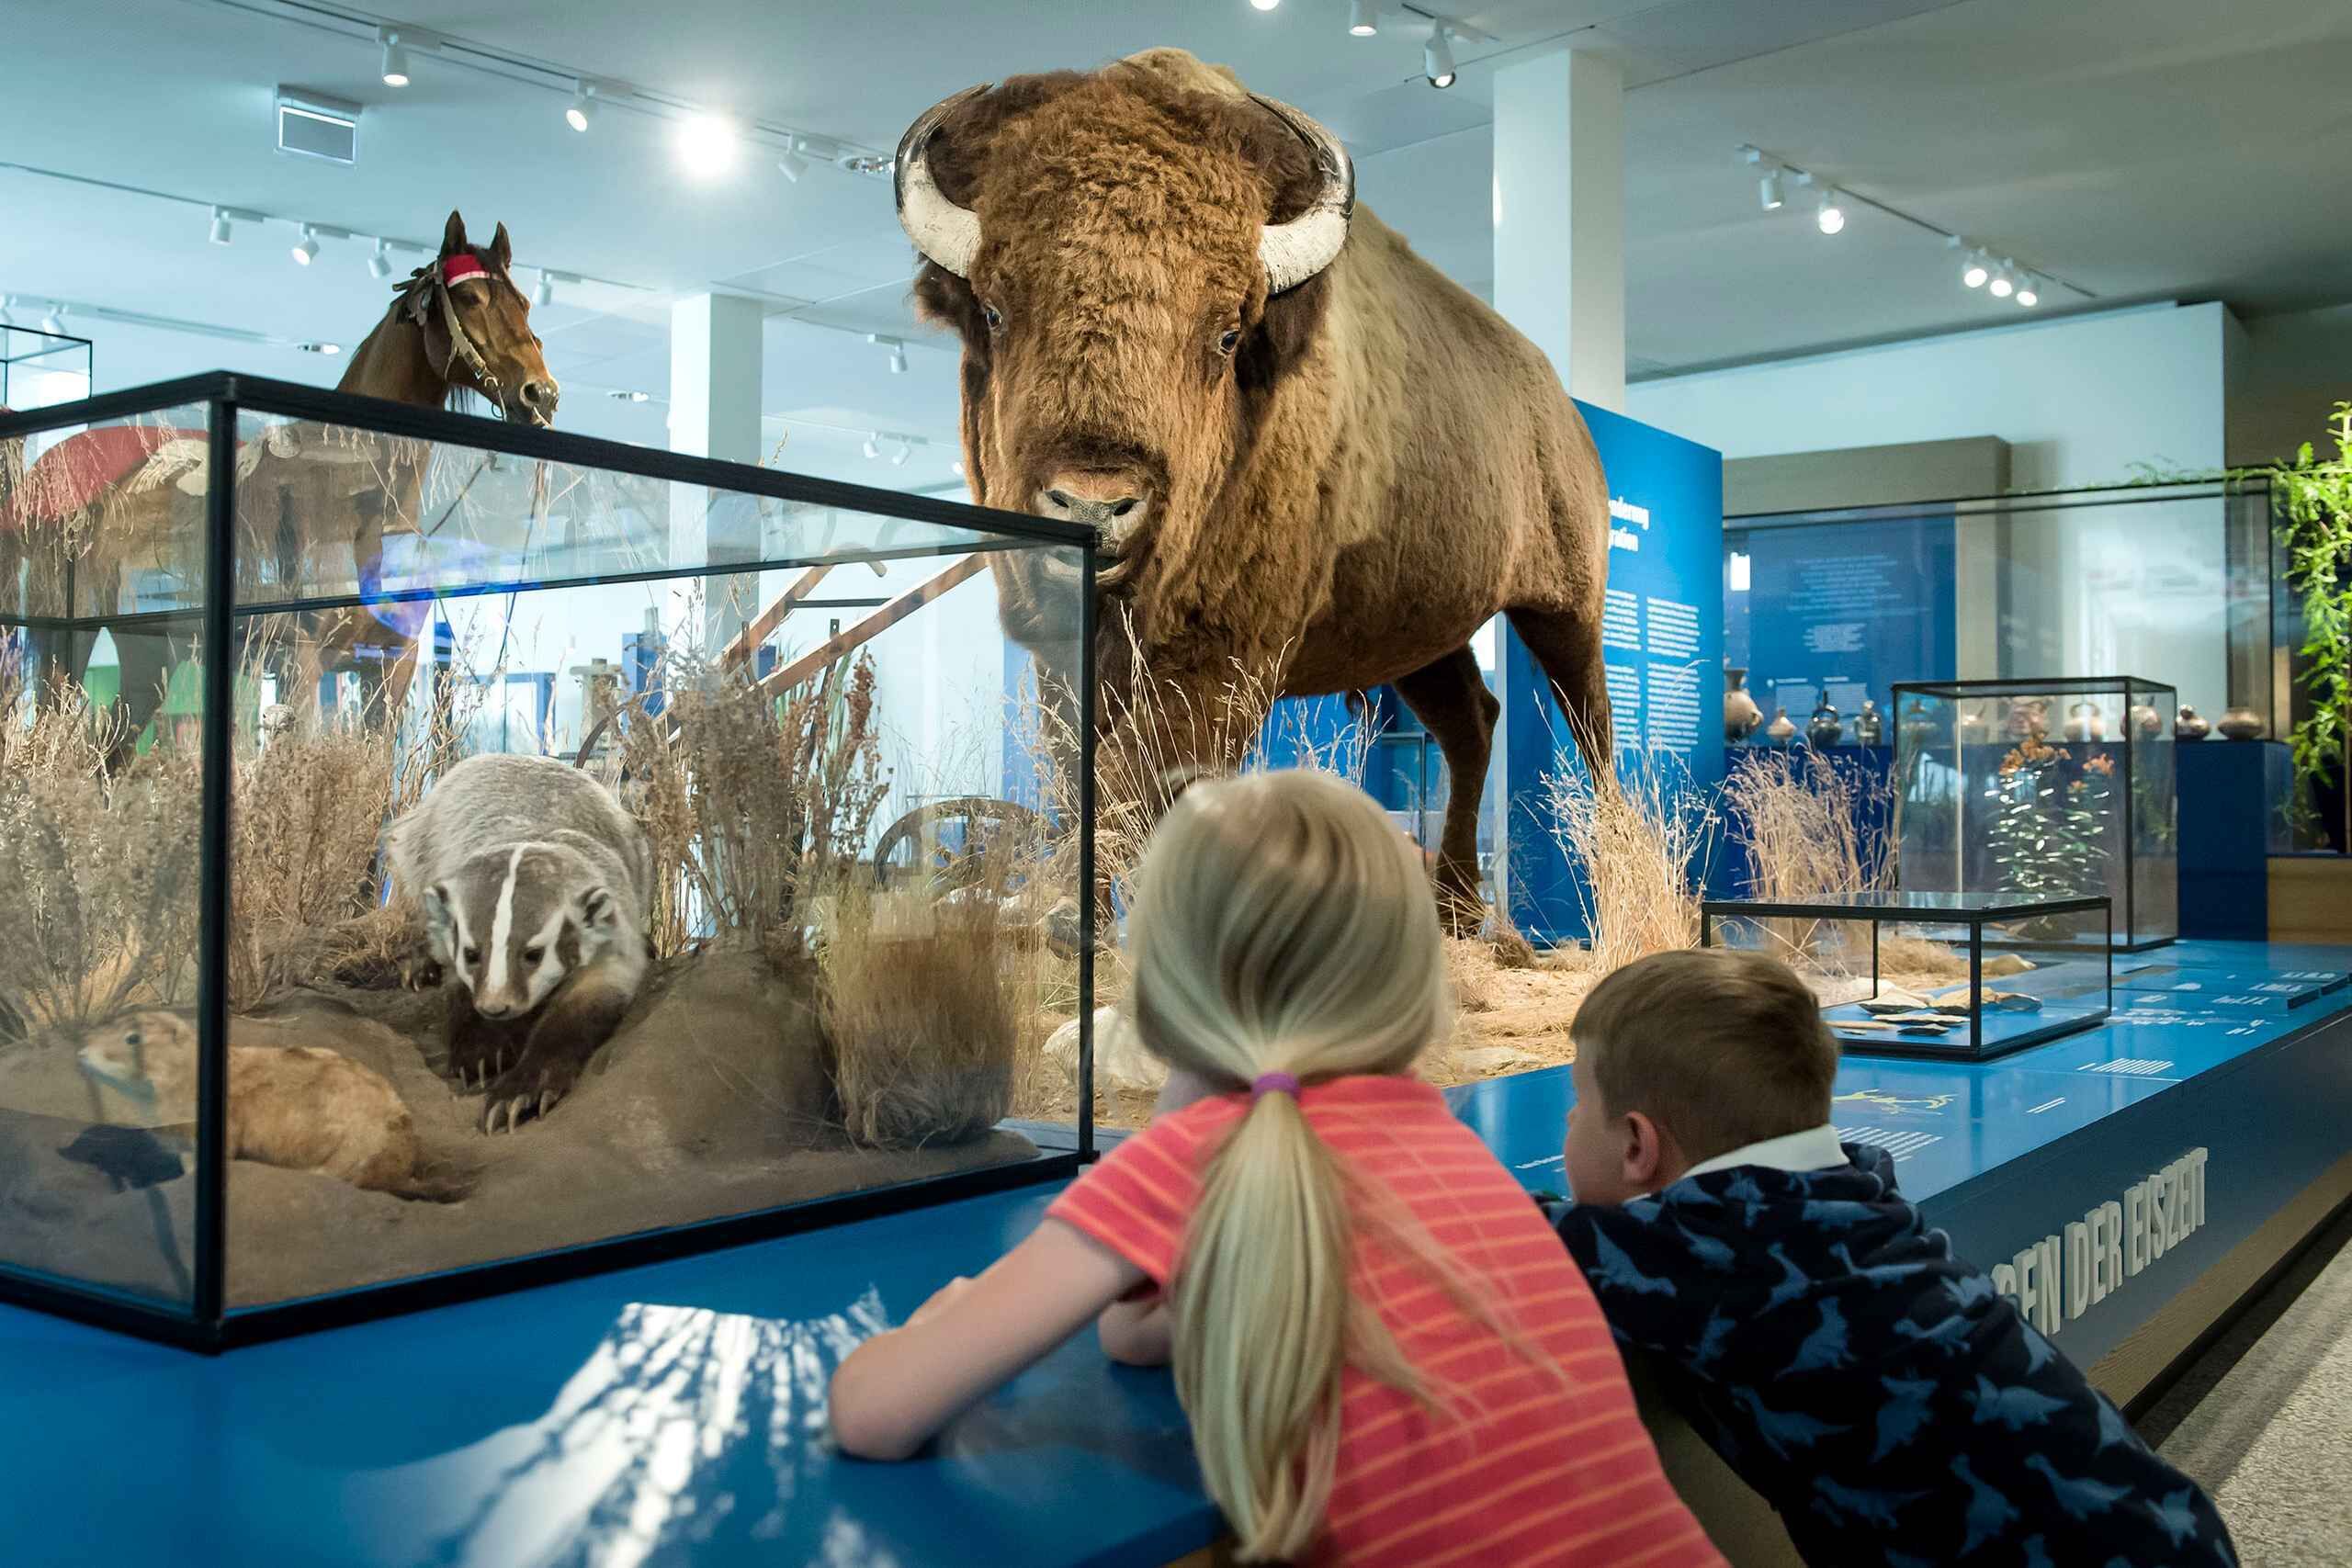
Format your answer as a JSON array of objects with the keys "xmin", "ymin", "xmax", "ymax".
[{"xmin": 76, "ymin": 1012, "xmax": 469, "ymax": 1202}]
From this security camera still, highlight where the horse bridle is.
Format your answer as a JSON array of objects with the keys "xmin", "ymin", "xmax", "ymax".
[{"xmin": 402, "ymin": 253, "xmax": 513, "ymax": 413}]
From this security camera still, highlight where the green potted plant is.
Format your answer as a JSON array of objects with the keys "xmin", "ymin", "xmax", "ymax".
[{"xmin": 2272, "ymin": 401, "xmax": 2352, "ymax": 848}]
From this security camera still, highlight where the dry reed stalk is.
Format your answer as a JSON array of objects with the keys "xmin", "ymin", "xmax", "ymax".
[
  {"xmin": 1722, "ymin": 749, "xmax": 1901, "ymax": 971},
  {"xmin": 1541, "ymin": 738, "xmax": 1716, "ymax": 976}
]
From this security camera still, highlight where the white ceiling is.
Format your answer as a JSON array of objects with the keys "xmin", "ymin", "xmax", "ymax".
[{"xmin": 4, "ymin": 0, "xmax": 2348, "ymax": 484}]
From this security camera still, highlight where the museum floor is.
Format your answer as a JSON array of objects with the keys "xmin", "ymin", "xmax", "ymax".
[{"xmin": 2153, "ymin": 1202, "xmax": 2352, "ymax": 1564}]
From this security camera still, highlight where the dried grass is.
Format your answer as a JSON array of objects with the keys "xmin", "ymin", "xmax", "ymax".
[
  {"xmin": 0, "ymin": 657, "xmax": 201, "ymax": 1037},
  {"xmin": 227, "ymin": 720, "xmax": 395, "ymax": 1010},
  {"xmin": 1722, "ymin": 749, "xmax": 1900, "ymax": 971},
  {"xmin": 619, "ymin": 640, "xmax": 890, "ymax": 959},
  {"xmin": 1541, "ymin": 741, "xmax": 1717, "ymax": 975}
]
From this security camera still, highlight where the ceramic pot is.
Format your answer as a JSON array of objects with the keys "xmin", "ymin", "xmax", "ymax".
[
  {"xmin": 2219, "ymin": 705, "xmax": 2266, "ymax": 741},
  {"xmin": 2175, "ymin": 705, "xmax": 2211, "ymax": 741},
  {"xmin": 1900, "ymin": 698, "xmax": 1938, "ymax": 750},
  {"xmin": 1724, "ymin": 664, "xmax": 1763, "ymax": 743},
  {"xmin": 1959, "ymin": 704, "xmax": 1992, "ymax": 744},
  {"xmin": 1767, "ymin": 707, "xmax": 1797, "ymax": 744},
  {"xmin": 2064, "ymin": 700, "xmax": 2105, "ymax": 743},
  {"xmin": 2131, "ymin": 702, "xmax": 2162, "ymax": 738},
  {"xmin": 1852, "ymin": 699, "xmax": 1883, "ymax": 747},
  {"xmin": 1806, "ymin": 693, "xmax": 1843, "ymax": 749}
]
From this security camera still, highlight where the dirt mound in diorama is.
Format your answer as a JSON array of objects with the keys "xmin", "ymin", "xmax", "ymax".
[{"xmin": 0, "ymin": 949, "xmax": 1036, "ymax": 1309}]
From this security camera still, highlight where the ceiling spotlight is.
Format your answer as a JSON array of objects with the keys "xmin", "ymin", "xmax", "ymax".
[
  {"xmin": 2016, "ymin": 277, "xmax": 2041, "ymax": 308},
  {"xmin": 777, "ymin": 142, "xmax": 810, "ymax": 182},
  {"xmin": 41, "ymin": 305, "xmax": 65, "ymax": 334},
  {"xmin": 1349, "ymin": 1, "xmax": 1378, "ymax": 35},
  {"xmin": 1815, "ymin": 188, "xmax": 1846, "ymax": 234},
  {"xmin": 890, "ymin": 345, "xmax": 909, "ymax": 374},
  {"xmin": 676, "ymin": 114, "xmax": 739, "ymax": 179},
  {"xmin": 533, "ymin": 271, "xmax": 553, "ymax": 307},
  {"xmin": 290, "ymin": 225, "xmax": 320, "ymax": 265},
  {"xmin": 1962, "ymin": 251, "xmax": 1989, "ymax": 289},
  {"xmin": 890, "ymin": 443, "xmax": 912, "ymax": 468},
  {"xmin": 862, "ymin": 434, "xmax": 881, "ymax": 460},
  {"xmin": 1989, "ymin": 262, "xmax": 2016, "ymax": 299},
  {"xmin": 1250, "ymin": 0, "xmax": 1280, "ymax": 10},
  {"xmin": 605, "ymin": 389, "xmax": 650, "ymax": 402},
  {"xmin": 367, "ymin": 240, "xmax": 392, "ymax": 279},
  {"xmin": 566, "ymin": 82, "xmax": 594, "ymax": 133},
  {"xmin": 379, "ymin": 28, "xmax": 412, "ymax": 87},
  {"xmin": 952, "ymin": 459, "xmax": 966, "ymax": 478},
  {"xmin": 298, "ymin": 341, "xmax": 343, "ymax": 355},
  {"xmin": 1758, "ymin": 170, "xmax": 1783, "ymax": 211},
  {"xmin": 1425, "ymin": 24, "xmax": 1457, "ymax": 88},
  {"xmin": 209, "ymin": 207, "xmax": 233, "ymax": 245}
]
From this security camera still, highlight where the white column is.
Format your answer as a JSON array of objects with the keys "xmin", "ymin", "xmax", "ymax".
[
  {"xmin": 668, "ymin": 291, "xmax": 766, "ymax": 649},
  {"xmin": 1492, "ymin": 50, "xmax": 1624, "ymax": 411}
]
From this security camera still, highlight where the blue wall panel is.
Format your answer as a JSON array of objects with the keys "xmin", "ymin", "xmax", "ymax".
[{"xmin": 1505, "ymin": 401, "xmax": 1725, "ymax": 946}]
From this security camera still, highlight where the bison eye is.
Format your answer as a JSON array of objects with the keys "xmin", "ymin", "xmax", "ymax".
[
  {"xmin": 981, "ymin": 302, "xmax": 1003, "ymax": 333},
  {"xmin": 1218, "ymin": 328, "xmax": 1240, "ymax": 355}
]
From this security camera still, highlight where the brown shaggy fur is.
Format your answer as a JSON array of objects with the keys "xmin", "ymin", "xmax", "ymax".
[
  {"xmin": 910, "ymin": 48, "xmax": 1613, "ymax": 922},
  {"xmin": 77, "ymin": 1010, "xmax": 468, "ymax": 1201}
]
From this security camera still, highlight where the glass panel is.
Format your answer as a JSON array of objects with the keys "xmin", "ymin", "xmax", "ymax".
[
  {"xmin": 0, "ymin": 401, "xmax": 215, "ymax": 1314},
  {"xmin": 204, "ymin": 408, "xmax": 1087, "ymax": 1311},
  {"xmin": 1727, "ymin": 483, "xmax": 2276, "ymax": 759},
  {"xmin": 1704, "ymin": 905, "xmax": 2113, "ymax": 1060},
  {"xmin": 1893, "ymin": 678, "xmax": 2176, "ymax": 950},
  {"xmin": 0, "ymin": 326, "xmax": 94, "ymax": 411}
]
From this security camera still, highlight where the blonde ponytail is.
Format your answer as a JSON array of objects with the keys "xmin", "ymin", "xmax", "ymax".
[{"xmin": 1128, "ymin": 770, "xmax": 1451, "ymax": 1561}]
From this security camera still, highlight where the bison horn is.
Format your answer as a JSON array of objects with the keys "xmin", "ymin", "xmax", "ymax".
[
  {"xmin": 894, "ymin": 84, "xmax": 990, "ymax": 278},
  {"xmin": 1250, "ymin": 94, "xmax": 1354, "ymax": 294}
]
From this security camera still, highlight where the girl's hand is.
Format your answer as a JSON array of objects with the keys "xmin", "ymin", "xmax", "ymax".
[{"xmin": 828, "ymin": 1220, "xmax": 1146, "ymax": 1461}]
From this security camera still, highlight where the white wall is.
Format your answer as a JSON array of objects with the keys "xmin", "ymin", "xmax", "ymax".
[
  {"xmin": 1636, "ymin": 302, "xmax": 2237, "ymax": 714},
  {"xmin": 1628, "ymin": 301, "xmax": 2231, "ymax": 489}
]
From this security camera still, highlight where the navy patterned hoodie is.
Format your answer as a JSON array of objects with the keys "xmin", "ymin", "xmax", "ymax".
[{"xmin": 1549, "ymin": 1144, "xmax": 2236, "ymax": 1567}]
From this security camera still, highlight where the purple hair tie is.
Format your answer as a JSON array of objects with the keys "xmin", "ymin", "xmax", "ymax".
[{"xmin": 1250, "ymin": 1072, "xmax": 1301, "ymax": 1100}]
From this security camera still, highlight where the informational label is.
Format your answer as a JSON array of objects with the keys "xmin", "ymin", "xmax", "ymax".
[
  {"xmin": 1645, "ymin": 595, "xmax": 1701, "ymax": 661},
  {"xmin": 1645, "ymin": 660, "xmax": 1700, "ymax": 751},
  {"xmin": 1601, "ymin": 588, "xmax": 1642, "ymax": 652},
  {"xmin": 1990, "ymin": 1146, "xmax": 2210, "ymax": 1337}
]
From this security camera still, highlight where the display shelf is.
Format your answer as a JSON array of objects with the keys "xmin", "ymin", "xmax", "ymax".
[{"xmin": 1700, "ymin": 889, "xmax": 2113, "ymax": 1060}]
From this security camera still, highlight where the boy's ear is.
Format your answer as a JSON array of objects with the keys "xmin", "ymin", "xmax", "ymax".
[{"xmin": 1621, "ymin": 1110, "xmax": 1672, "ymax": 1190}]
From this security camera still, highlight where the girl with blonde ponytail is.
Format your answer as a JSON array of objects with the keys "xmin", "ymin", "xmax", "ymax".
[{"xmin": 831, "ymin": 771, "xmax": 1720, "ymax": 1567}]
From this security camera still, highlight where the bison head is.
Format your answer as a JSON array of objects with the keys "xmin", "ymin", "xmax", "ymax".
[{"xmin": 895, "ymin": 51, "xmax": 1352, "ymax": 653}]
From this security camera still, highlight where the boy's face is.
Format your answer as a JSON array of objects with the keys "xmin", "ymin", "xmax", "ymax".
[{"xmin": 1565, "ymin": 1051, "xmax": 1648, "ymax": 1206}]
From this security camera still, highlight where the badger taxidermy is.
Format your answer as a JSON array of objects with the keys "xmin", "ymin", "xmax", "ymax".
[{"xmin": 387, "ymin": 753, "xmax": 653, "ymax": 1133}]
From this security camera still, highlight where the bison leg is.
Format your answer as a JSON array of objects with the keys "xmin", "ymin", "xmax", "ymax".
[
  {"xmin": 1506, "ymin": 604, "xmax": 1615, "ymax": 780},
  {"xmin": 1391, "ymin": 646, "xmax": 1501, "ymax": 936}
]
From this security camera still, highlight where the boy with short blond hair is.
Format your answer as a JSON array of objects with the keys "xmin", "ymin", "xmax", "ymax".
[{"xmin": 1549, "ymin": 948, "xmax": 2236, "ymax": 1567}]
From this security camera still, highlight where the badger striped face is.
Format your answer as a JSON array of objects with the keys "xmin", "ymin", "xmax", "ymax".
[{"xmin": 424, "ymin": 845, "xmax": 618, "ymax": 1020}]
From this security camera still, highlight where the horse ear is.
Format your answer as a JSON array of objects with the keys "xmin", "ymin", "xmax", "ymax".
[
  {"xmin": 440, "ymin": 210, "xmax": 468, "ymax": 257},
  {"xmin": 489, "ymin": 222, "xmax": 513, "ymax": 273}
]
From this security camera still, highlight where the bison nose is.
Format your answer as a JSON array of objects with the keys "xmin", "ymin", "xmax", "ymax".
[{"xmin": 1036, "ymin": 479, "xmax": 1150, "ymax": 543}]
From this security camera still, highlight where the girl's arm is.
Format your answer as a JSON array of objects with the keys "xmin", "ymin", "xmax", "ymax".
[
  {"xmin": 829, "ymin": 1216, "xmax": 1147, "ymax": 1461},
  {"xmin": 1096, "ymin": 1287, "xmax": 1173, "ymax": 1366}
]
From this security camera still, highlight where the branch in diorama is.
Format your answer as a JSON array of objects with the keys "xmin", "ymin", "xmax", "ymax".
[{"xmin": 734, "ymin": 554, "xmax": 989, "ymax": 715}]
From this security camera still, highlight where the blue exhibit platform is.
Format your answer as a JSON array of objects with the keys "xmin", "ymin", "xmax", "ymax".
[{"xmin": 3, "ymin": 938, "xmax": 2348, "ymax": 1567}]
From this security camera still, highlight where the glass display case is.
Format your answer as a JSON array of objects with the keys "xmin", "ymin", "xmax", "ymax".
[
  {"xmin": 0, "ymin": 324, "xmax": 93, "ymax": 411},
  {"xmin": 1700, "ymin": 890, "xmax": 2114, "ymax": 1059},
  {"xmin": 0, "ymin": 373, "xmax": 1097, "ymax": 1348},
  {"xmin": 1893, "ymin": 676, "xmax": 2177, "ymax": 951}
]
